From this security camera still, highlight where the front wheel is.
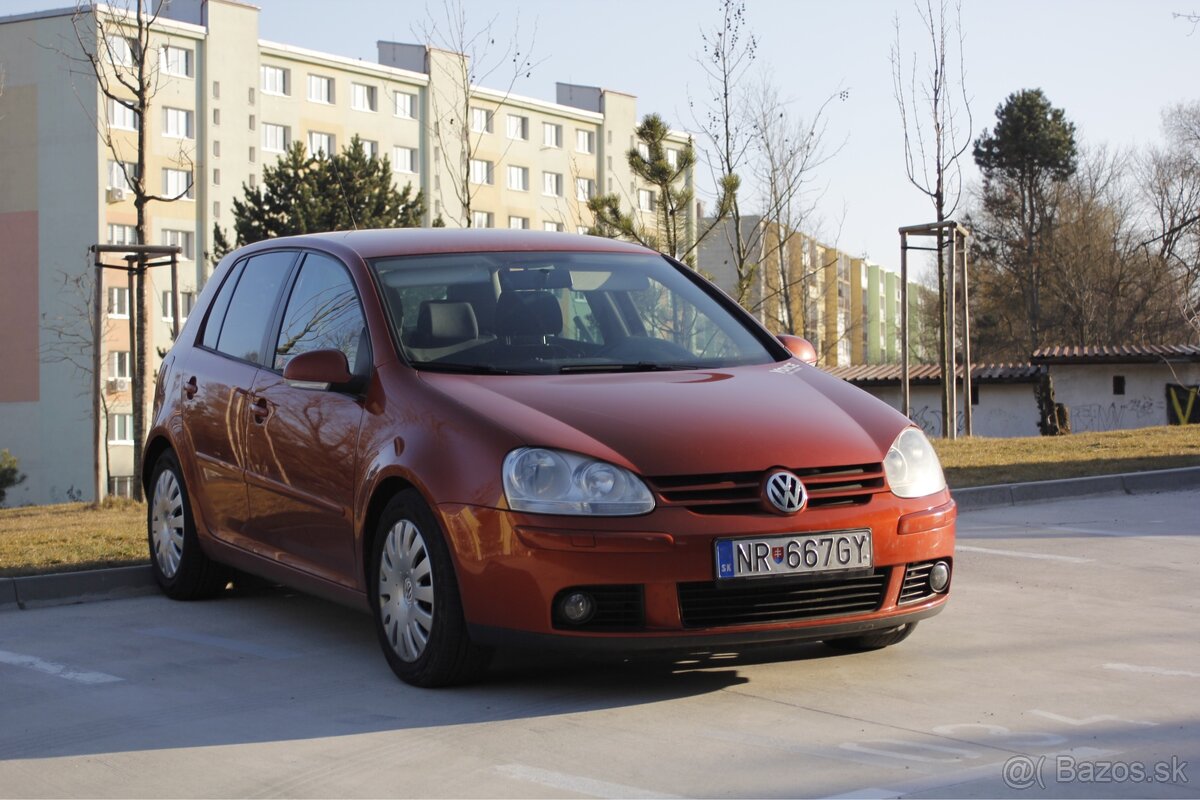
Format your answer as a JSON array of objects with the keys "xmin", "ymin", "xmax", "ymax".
[
  {"xmin": 147, "ymin": 450, "xmax": 227, "ymax": 600},
  {"xmin": 824, "ymin": 622, "xmax": 918, "ymax": 652},
  {"xmin": 371, "ymin": 490, "xmax": 491, "ymax": 687}
]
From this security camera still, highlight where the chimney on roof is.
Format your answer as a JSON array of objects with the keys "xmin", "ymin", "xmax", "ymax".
[{"xmin": 378, "ymin": 41, "xmax": 429, "ymax": 74}]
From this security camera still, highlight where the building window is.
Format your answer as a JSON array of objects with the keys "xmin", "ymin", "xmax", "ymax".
[
  {"xmin": 971, "ymin": 384, "xmax": 981, "ymax": 406},
  {"xmin": 182, "ymin": 291, "xmax": 196, "ymax": 320},
  {"xmin": 469, "ymin": 107, "xmax": 493, "ymax": 133},
  {"xmin": 469, "ymin": 158, "xmax": 494, "ymax": 185},
  {"xmin": 1113, "ymin": 375, "xmax": 1126, "ymax": 395},
  {"xmin": 108, "ymin": 413, "xmax": 134, "ymax": 444},
  {"xmin": 159, "ymin": 45, "xmax": 192, "ymax": 78},
  {"xmin": 161, "ymin": 228, "xmax": 194, "ymax": 260},
  {"xmin": 543, "ymin": 122, "xmax": 562, "ymax": 148},
  {"xmin": 107, "ymin": 224, "xmax": 136, "ymax": 245},
  {"xmin": 351, "ymin": 82, "xmax": 377, "ymax": 112},
  {"xmin": 261, "ymin": 64, "xmax": 290, "ymax": 96},
  {"xmin": 106, "ymin": 35, "xmax": 138, "ymax": 68},
  {"xmin": 163, "ymin": 107, "xmax": 194, "ymax": 139},
  {"xmin": 308, "ymin": 131, "xmax": 334, "ymax": 156},
  {"xmin": 394, "ymin": 91, "xmax": 416, "ymax": 119},
  {"xmin": 110, "ymin": 351, "xmax": 132, "ymax": 380},
  {"xmin": 506, "ymin": 113, "xmax": 529, "ymax": 140},
  {"xmin": 213, "ymin": 168, "xmax": 220, "ymax": 185},
  {"xmin": 107, "ymin": 160, "xmax": 137, "ymax": 191},
  {"xmin": 212, "ymin": 80, "xmax": 219, "ymax": 98},
  {"xmin": 108, "ymin": 98, "xmax": 139, "ymax": 131},
  {"xmin": 161, "ymin": 290, "xmax": 177, "ymax": 322},
  {"xmin": 213, "ymin": 140, "xmax": 220, "ymax": 157},
  {"xmin": 162, "ymin": 168, "xmax": 194, "ymax": 199},
  {"xmin": 637, "ymin": 189, "xmax": 656, "ymax": 212},
  {"xmin": 577, "ymin": 225, "xmax": 589, "ymax": 235},
  {"xmin": 359, "ymin": 139, "xmax": 379, "ymax": 159},
  {"xmin": 307, "ymin": 74, "xmax": 334, "ymax": 104},
  {"xmin": 506, "ymin": 164, "xmax": 529, "ymax": 191},
  {"xmin": 543, "ymin": 171, "xmax": 563, "ymax": 197},
  {"xmin": 576, "ymin": 129, "xmax": 595, "ymax": 154},
  {"xmin": 107, "ymin": 286, "xmax": 130, "ymax": 318},
  {"xmin": 636, "ymin": 141, "xmax": 651, "ymax": 161},
  {"xmin": 262, "ymin": 122, "xmax": 290, "ymax": 152},
  {"xmin": 249, "ymin": 146, "xmax": 256, "ymax": 163},
  {"xmin": 542, "ymin": 221, "xmax": 563, "ymax": 232},
  {"xmin": 109, "ymin": 476, "xmax": 136, "ymax": 498},
  {"xmin": 666, "ymin": 148, "xmax": 680, "ymax": 168},
  {"xmin": 393, "ymin": 146, "xmax": 417, "ymax": 174},
  {"xmin": 508, "ymin": 215, "xmax": 529, "ymax": 230},
  {"xmin": 248, "ymin": 114, "xmax": 255, "ymax": 130},
  {"xmin": 575, "ymin": 177, "xmax": 595, "ymax": 201},
  {"xmin": 472, "ymin": 210, "xmax": 494, "ymax": 228}
]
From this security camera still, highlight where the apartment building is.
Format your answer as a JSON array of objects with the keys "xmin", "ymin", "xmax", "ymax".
[
  {"xmin": 0, "ymin": 1, "xmax": 693, "ymax": 506},
  {"xmin": 699, "ymin": 216, "xmax": 929, "ymax": 368}
]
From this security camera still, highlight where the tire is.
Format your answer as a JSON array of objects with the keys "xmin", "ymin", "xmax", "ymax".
[
  {"xmin": 824, "ymin": 622, "xmax": 919, "ymax": 652},
  {"xmin": 147, "ymin": 450, "xmax": 227, "ymax": 600},
  {"xmin": 370, "ymin": 489, "xmax": 491, "ymax": 687}
]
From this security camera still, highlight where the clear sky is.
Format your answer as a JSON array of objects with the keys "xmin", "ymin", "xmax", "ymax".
[{"xmin": 4, "ymin": 0, "xmax": 1196, "ymax": 275}]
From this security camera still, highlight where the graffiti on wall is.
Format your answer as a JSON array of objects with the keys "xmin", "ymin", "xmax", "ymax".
[{"xmin": 1068, "ymin": 395, "xmax": 1162, "ymax": 432}]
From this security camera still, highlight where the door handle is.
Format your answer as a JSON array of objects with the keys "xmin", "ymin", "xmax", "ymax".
[
  {"xmin": 249, "ymin": 395, "xmax": 271, "ymax": 423},
  {"xmin": 184, "ymin": 376, "xmax": 198, "ymax": 399}
]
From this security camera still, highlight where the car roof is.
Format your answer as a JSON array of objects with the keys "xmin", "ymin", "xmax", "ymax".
[{"xmin": 250, "ymin": 229, "xmax": 657, "ymax": 260}]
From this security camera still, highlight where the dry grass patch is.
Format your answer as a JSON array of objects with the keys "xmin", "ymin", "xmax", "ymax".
[
  {"xmin": 0, "ymin": 497, "xmax": 146, "ymax": 577},
  {"xmin": 936, "ymin": 425, "xmax": 1200, "ymax": 488}
]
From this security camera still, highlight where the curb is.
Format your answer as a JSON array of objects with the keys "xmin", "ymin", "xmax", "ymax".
[
  {"xmin": 0, "ymin": 564, "xmax": 155, "ymax": 611},
  {"xmin": 952, "ymin": 465, "xmax": 1200, "ymax": 511},
  {"xmin": 2, "ymin": 466, "xmax": 1197, "ymax": 611}
]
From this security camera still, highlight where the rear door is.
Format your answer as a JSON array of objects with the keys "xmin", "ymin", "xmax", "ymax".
[
  {"xmin": 180, "ymin": 250, "xmax": 297, "ymax": 546},
  {"xmin": 242, "ymin": 252, "xmax": 369, "ymax": 588}
]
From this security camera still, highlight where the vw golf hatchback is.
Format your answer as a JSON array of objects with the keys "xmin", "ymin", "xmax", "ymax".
[{"xmin": 146, "ymin": 230, "xmax": 955, "ymax": 686}]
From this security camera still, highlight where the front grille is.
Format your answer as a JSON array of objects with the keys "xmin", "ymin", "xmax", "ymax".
[
  {"xmin": 647, "ymin": 463, "xmax": 887, "ymax": 515},
  {"xmin": 551, "ymin": 585, "xmax": 645, "ymax": 631},
  {"xmin": 899, "ymin": 560, "xmax": 946, "ymax": 605},
  {"xmin": 678, "ymin": 569, "xmax": 889, "ymax": 628}
]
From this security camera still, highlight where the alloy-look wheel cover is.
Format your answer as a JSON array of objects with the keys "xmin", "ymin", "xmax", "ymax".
[
  {"xmin": 378, "ymin": 519, "xmax": 435, "ymax": 662},
  {"xmin": 151, "ymin": 470, "xmax": 185, "ymax": 578}
]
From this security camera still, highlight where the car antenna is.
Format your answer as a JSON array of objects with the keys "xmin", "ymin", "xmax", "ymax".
[{"xmin": 327, "ymin": 150, "xmax": 359, "ymax": 231}]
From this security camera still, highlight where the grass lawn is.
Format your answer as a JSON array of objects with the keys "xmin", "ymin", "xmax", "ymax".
[{"xmin": 1, "ymin": 425, "xmax": 1198, "ymax": 577}]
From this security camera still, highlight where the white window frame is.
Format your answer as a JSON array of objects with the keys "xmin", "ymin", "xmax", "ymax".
[
  {"xmin": 161, "ymin": 228, "xmax": 194, "ymax": 261},
  {"xmin": 392, "ymin": 146, "xmax": 417, "ymax": 174},
  {"xmin": 469, "ymin": 107, "xmax": 493, "ymax": 134},
  {"xmin": 542, "ymin": 221, "xmax": 563, "ymax": 232},
  {"xmin": 469, "ymin": 158, "xmax": 494, "ymax": 185},
  {"xmin": 107, "ymin": 413, "xmax": 134, "ymax": 445},
  {"xmin": 159, "ymin": 45, "xmax": 192, "ymax": 78},
  {"xmin": 575, "ymin": 129, "xmax": 595, "ymax": 154},
  {"xmin": 162, "ymin": 168, "xmax": 194, "ymax": 200},
  {"xmin": 108, "ymin": 98, "xmax": 139, "ymax": 131},
  {"xmin": 350, "ymin": 82, "xmax": 377, "ymax": 112},
  {"xmin": 163, "ymin": 107, "xmax": 194, "ymax": 139},
  {"xmin": 638, "ymin": 188, "xmax": 656, "ymax": 212},
  {"xmin": 472, "ymin": 210, "xmax": 494, "ymax": 228},
  {"xmin": 575, "ymin": 177, "xmax": 595, "ymax": 201},
  {"xmin": 508, "ymin": 215, "xmax": 529, "ymax": 230},
  {"xmin": 361, "ymin": 139, "xmax": 379, "ymax": 159},
  {"xmin": 108, "ymin": 160, "xmax": 135, "ymax": 191},
  {"xmin": 107, "ymin": 35, "xmax": 136, "ymax": 68},
  {"xmin": 261, "ymin": 64, "xmax": 290, "ymax": 96},
  {"xmin": 161, "ymin": 290, "xmax": 177, "ymax": 322},
  {"xmin": 506, "ymin": 113, "xmax": 529, "ymax": 141},
  {"xmin": 577, "ymin": 225, "xmax": 590, "ymax": 235},
  {"xmin": 262, "ymin": 122, "xmax": 290, "ymax": 153},
  {"xmin": 107, "ymin": 223, "xmax": 136, "ymax": 246},
  {"xmin": 307, "ymin": 74, "xmax": 334, "ymax": 104},
  {"xmin": 543, "ymin": 171, "xmax": 563, "ymax": 197},
  {"xmin": 107, "ymin": 286, "xmax": 130, "ymax": 318},
  {"xmin": 110, "ymin": 351, "xmax": 132, "ymax": 380},
  {"xmin": 394, "ymin": 91, "xmax": 416, "ymax": 119},
  {"xmin": 542, "ymin": 122, "xmax": 562, "ymax": 148},
  {"xmin": 666, "ymin": 148, "xmax": 680, "ymax": 169},
  {"xmin": 307, "ymin": 131, "xmax": 334, "ymax": 156},
  {"xmin": 506, "ymin": 164, "xmax": 529, "ymax": 191}
]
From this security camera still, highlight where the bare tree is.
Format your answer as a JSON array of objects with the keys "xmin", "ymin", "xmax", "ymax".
[
  {"xmin": 414, "ymin": 0, "xmax": 537, "ymax": 227},
  {"xmin": 65, "ymin": 1, "xmax": 195, "ymax": 499},
  {"xmin": 891, "ymin": 0, "xmax": 972, "ymax": 431}
]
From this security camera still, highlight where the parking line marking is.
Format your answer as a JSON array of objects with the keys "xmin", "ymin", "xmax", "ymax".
[
  {"xmin": 0, "ymin": 649, "xmax": 122, "ymax": 685},
  {"xmin": 137, "ymin": 626, "xmax": 301, "ymax": 660},
  {"xmin": 955, "ymin": 545, "xmax": 1091, "ymax": 564},
  {"xmin": 1104, "ymin": 662, "xmax": 1200, "ymax": 679},
  {"xmin": 495, "ymin": 764, "xmax": 681, "ymax": 799}
]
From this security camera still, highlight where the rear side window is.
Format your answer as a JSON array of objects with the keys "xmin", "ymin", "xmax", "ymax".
[
  {"xmin": 274, "ymin": 253, "xmax": 368, "ymax": 373},
  {"xmin": 213, "ymin": 251, "xmax": 295, "ymax": 363},
  {"xmin": 200, "ymin": 259, "xmax": 246, "ymax": 350}
]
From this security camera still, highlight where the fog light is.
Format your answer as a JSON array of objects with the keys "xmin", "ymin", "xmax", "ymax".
[
  {"xmin": 929, "ymin": 561, "xmax": 951, "ymax": 593},
  {"xmin": 560, "ymin": 591, "xmax": 595, "ymax": 624}
]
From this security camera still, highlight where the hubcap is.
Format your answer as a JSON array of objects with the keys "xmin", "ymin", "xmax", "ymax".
[
  {"xmin": 151, "ymin": 470, "xmax": 185, "ymax": 578},
  {"xmin": 377, "ymin": 519, "xmax": 435, "ymax": 662}
]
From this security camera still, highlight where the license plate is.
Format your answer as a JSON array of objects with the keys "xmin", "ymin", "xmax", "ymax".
[{"xmin": 715, "ymin": 529, "xmax": 872, "ymax": 580}]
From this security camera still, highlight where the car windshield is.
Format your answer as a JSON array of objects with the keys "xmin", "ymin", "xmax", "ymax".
[{"xmin": 369, "ymin": 250, "xmax": 778, "ymax": 374}]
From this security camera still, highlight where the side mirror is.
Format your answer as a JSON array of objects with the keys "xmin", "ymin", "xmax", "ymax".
[
  {"xmin": 283, "ymin": 349, "xmax": 353, "ymax": 390},
  {"xmin": 777, "ymin": 334, "xmax": 818, "ymax": 365}
]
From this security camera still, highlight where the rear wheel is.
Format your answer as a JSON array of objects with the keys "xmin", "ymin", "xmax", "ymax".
[
  {"xmin": 824, "ymin": 622, "xmax": 918, "ymax": 652},
  {"xmin": 148, "ymin": 451, "xmax": 226, "ymax": 600},
  {"xmin": 371, "ymin": 490, "xmax": 491, "ymax": 687}
]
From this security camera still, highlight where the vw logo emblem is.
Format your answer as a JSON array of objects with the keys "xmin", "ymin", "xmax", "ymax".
[{"xmin": 763, "ymin": 470, "xmax": 807, "ymax": 515}]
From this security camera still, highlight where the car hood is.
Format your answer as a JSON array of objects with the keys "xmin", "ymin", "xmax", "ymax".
[{"xmin": 418, "ymin": 361, "xmax": 912, "ymax": 476}]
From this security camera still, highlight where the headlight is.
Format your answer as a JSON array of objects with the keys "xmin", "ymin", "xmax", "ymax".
[
  {"xmin": 503, "ymin": 447, "xmax": 655, "ymax": 515},
  {"xmin": 883, "ymin": 428, "xmax": 947, "ymax": 498}
]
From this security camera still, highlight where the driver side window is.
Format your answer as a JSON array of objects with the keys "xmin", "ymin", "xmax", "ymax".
[{"xmin": 274, "ymin": 253, "xmax": 368, "ymax": 374}]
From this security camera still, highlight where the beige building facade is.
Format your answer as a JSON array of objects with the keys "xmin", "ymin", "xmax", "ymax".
[{"xmin": 0, "ymin": 1, "xmax": 692, "ymax": 506}]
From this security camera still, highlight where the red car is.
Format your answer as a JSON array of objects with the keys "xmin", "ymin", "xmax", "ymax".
[{"xmin": 145, "ymin": 230, "xmax": 955, "ymax": 687}]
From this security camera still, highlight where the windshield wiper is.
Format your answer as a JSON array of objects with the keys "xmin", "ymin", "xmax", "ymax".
[
  {"xmin": 558, "ymin": 362, "xmax": 700, "ymax": 374},
  {"xmin": 411, "ymin": 361, "xmax": 535, "ymax": 375}
]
